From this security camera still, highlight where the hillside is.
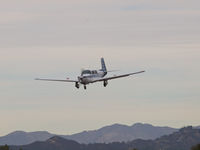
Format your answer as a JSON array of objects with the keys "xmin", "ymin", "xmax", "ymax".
[
  {"xmin": 0, "ymin": 131, "xmax": 53, "ymax": 146},
  {"xmin": 63, "ymin": 123, "xmax": 177, "ymax": 143},
  {"xmin": 0, "ymin": 123, "xmax": 177, "ymax": 145},
  {"xmin": 11, "ymin": 126, "xmax": 200, "ymax": 150}
]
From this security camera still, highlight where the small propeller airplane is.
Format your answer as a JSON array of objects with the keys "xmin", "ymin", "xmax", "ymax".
[{"xmin": 35, "ymin": 58, "xmax": 145, "ymax": 89}]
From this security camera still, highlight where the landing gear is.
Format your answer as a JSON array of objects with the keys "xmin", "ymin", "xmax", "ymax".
[
  {"xmin": 84, "ymin": 85, "xmax": 87, "ymax": 90},
  {"xmin": 75, "ymin": 82, "xmax": 79, "ymax": 89},
  {"xmin": 103, "ymin": 80, "xmax": 108, "ymax": 87}
]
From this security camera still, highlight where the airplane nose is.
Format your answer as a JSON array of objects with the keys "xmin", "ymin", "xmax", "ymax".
[
  {"xmin": 78, "ymin": 76, "xmax": 87, "ymax": 83},
  {"xmin": 78, "ymin": 76, "xmax": 81, "ymax": 80},
  {"xmin": 78, "ymin": 76, "xmax": 84, "ymax": 82}
]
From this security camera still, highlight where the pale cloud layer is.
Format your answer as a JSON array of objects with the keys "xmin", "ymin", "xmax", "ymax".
[
  {"xmin": 1, "ymin": 0, "xmax": 200, "ymax": 47},
  {"xmin": 0, "ymin": 0, "xmax": 200, "ymax": 135}
]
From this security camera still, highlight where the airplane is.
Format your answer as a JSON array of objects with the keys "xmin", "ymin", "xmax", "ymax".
[{"xmin": 35, "ymin": 58, "xmax": 145, "ymax": 89}]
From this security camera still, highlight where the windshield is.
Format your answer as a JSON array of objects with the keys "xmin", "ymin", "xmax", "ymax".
[{"xmin": 81, "ymin": 70, "xmax": 91, "ymax": 75}]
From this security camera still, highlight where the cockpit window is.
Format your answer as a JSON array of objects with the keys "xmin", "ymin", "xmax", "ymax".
[
  {"xmin": 91, "ymin": 70, "xmax": 98, "ymax": 74},
  {"xmin": 81, "ymin": 70, "xmax": 91, "ymax": 75}
]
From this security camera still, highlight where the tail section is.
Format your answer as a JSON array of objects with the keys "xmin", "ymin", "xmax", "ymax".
[{"xmin": 101, "ymin": 58, "xmax": 107, "ymax": 75}]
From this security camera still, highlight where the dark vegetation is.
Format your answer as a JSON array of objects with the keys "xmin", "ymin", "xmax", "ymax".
[
  {"xmin": 0, "ymin": 145, "xmax": 22, "ymax": 150},
  {"xmin": 191, "ymin": 144, "xmax": 200, "ymax": 150},
  {"xmin": 0, "ymin": 145, "xmax": 10, "ymax": 150}
]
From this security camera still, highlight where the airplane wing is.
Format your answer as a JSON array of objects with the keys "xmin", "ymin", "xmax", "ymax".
[
  {"xmin": 92, "ymin": 70, "xmax": 145, "ymax": 82},
  {"xmin": 35, "ymin": 78, "xmax": 78, "ymax": 82}
]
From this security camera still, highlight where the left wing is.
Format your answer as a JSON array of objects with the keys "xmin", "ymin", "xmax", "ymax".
[
  {"xmin": 35, "ymin": 78, "xmax": 78, "ymax": 82},
  {"xmin": 92, "ymin": 70, "xmax": 145, "ymax": 82}
]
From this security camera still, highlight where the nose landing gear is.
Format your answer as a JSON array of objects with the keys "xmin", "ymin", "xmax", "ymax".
[{"xmin": 76, "ymin": 82, "xmax": 87, "ymax": 90}]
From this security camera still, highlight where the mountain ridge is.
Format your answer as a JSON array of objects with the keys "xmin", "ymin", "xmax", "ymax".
[
  {"xmin": 0, "ymin": 123, "xmax": 179, "ymax": 145},
  {"xmin": 10, "ymin": 126, "xmax": 200, "ymax": 150},
  {"xmin": 0, "ymin": 131, "xmax": 53, "ymax": 145},
  {"xmin": 62, "ymin": 123, "xmax": 177, "ymax": 143}
]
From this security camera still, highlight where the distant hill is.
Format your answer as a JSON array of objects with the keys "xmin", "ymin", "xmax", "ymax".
[
  {"xmin": 195, "ymin": 126, "xmax": 200, "ymax": 129},
  {"xmin": 154, "ymin": 126, "xmax": 200, "ymax": 150},
  {"xmin": 11, "ymin": 126, "xmax": 200, "ymax": 150},
  {"xmin": 0, "ymin": 131, "xmax": 53, "ymax": 145},
  {"xmin": 0, "ymin": 123, "xmax": 177, "ymax": 145},
  {"xmin": 63, "ymin": 123, "xmax": 177, "ymax": 143},
  {"xmin": 128, "ymin": 126, "xmax": 200, "ymax": 150},
  {"xmin": 16, "ymin": 136, "xmax": 82, "ymax": 150}
]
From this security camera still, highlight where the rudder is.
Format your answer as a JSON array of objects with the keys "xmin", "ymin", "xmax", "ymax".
[{"xmin": 101, "ymin": 58, "xmax": 107, "ymax": 73}]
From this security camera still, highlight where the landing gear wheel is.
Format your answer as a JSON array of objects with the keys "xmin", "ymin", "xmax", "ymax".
[
  {"xmin": 84, "ymin": 85, "xmax": 87, "ymax": 90},
  {"xmin": 75, "ymin": 82, "xmax": 80, "ymax": 89},
  {"xmin": 103, "ymin": 80, "xmax": 108, "ymax": 87}
]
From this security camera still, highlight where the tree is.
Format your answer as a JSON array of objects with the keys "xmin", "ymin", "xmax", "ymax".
[
  {"xmin": 191, "ymin": 144, "xmax": 200, "ymax": 150},
  {"xmin": 0, "ymin": 145, "xmax": 10, "ymax": 150}
]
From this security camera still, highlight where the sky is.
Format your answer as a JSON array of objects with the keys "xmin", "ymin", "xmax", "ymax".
[{"xmin": 0, "ymin": 0, "xmax": 200, "ymax": 136}]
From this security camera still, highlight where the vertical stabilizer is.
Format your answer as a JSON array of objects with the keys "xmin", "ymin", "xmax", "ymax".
[{"xmin": 101, "ymin": 58, "xmax": 107, "ymax": 73}]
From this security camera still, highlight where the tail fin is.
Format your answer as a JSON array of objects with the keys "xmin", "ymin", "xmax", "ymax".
[{"xmin": 101, "ymin": 58, "xmax": 107, "ymax": 73}]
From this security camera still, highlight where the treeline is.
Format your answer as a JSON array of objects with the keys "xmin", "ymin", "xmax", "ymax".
[
  {"xmin": 1, "ymin": 144, "xmax": 200, "ymax": 150},
  {"xmin": 0, "ymin": 145, "xmax": 22, "ymax": 150},
  {"xmin": 192, "ymin": 144, "xmax": 200, "ymax": 150}
]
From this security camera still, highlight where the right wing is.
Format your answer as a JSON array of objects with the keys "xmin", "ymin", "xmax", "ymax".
[
  {"xmin": 92, "ymin": 70, "xmax": 145, "ymax": 82},
  {"xmin": 35, "ymin": 78, "xmax": 78, "ymax": 82}
]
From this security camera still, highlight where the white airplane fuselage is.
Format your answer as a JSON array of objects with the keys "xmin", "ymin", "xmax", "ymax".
[{"xmin": 78, "ymin": 70, "xmax": 106, "ymax": 85}]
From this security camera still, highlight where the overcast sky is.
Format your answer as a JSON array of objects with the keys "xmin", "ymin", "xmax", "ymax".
[{"xmin": 0, "ymin": 0, "xmax": 200, "ymax": 136}]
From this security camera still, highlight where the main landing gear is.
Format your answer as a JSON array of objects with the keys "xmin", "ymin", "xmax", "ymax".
[
  {"xmin": 75, "ymin": 82, "xmax": 87, "ymax": 90},
  {"xmin": 84, "ymin": 85, "xmax": 87, "ymax": 90},
  {"xmin": 75, "ymin": 82, "xmax": 79, "ymax": 89},
  {"xmin": 103, "ymin": 80, "xmax": 108, "ymax": 87}
]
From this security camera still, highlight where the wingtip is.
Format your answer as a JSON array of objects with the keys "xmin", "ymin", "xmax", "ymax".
[{"xmin": 138, "ymin": 70, "xmax": 145, "ymax": 73}]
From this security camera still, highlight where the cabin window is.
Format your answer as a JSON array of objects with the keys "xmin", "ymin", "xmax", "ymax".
[
  {"xmin": 81, "ymin": 70, "xmax": 91, "ymax": 75},
  {"xmin": 91, "ymin": 70, "xmax": 97, "ymax": 74}
]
